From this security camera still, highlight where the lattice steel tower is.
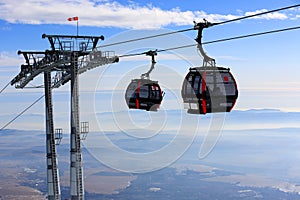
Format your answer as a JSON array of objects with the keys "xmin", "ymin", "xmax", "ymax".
[{"xmin": 11, "ymin": 34, "xmax": 118, "ymax": 200}]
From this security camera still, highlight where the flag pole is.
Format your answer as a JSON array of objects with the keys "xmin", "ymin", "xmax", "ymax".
[
  {"xmin": 67, "ymin": 16, "xmax": 79, "ymax": 49},
  {"xmin": 76, "ymin": 19, "xmax": 78, "ymax": 37}
]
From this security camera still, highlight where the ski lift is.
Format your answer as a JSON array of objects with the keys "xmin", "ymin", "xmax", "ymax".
[
  {"xmin": 125, "ymin": 50, "xmax": 164, "ymax": 111},
  {"xmin": 181, "ymin": 20, "xmax": 238, "ymax": 114}
]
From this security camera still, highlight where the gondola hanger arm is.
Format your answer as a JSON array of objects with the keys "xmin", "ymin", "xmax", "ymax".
[
  {"xmin": 194, "ymin": 20, "xmax": 216, "ymax": 67},
  {"xmin": 141, "ymin": 50, "xmax": 158, "ymax": 79}
]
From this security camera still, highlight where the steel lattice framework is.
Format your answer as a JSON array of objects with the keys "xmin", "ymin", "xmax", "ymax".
[{"xmin": 10, "ymin": 34, "xmax": 118, "ymax": 200}]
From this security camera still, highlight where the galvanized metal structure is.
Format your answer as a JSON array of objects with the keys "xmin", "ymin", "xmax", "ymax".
[{"xmin": 10, "ymin": 34, "xmax": 118, "ymax": 200}]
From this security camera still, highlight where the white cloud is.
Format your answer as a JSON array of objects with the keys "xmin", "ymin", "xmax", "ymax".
[{"xmin": 0, "ymin": 0, "xmax": 293, "ymax": 29}]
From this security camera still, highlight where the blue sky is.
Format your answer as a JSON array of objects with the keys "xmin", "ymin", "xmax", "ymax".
[{"xmin": 1, "ymin": 0, "xmax": 300, "ymax": 130}]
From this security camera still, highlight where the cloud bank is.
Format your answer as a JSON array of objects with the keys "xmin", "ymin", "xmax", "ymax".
[{"xmin": 0, "ymin": 0, "xmax": 295, "ymax": 29}]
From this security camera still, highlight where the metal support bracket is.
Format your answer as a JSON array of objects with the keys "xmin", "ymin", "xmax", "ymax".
[
  {"xmin": 55, "ymin": 128, "xmax": 63, "ymax": 145},
  {"xmin": 80, "ymin": 122, "xmax": 89, "ymax": 140}
]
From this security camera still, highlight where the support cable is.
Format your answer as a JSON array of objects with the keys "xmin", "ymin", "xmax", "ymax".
[
  {"xmin": 0, "ymin": 81, "xmax": 10, "ymax": 94},
  {"xmin": 98, "ymin": 3, "xmax": 300, "ymax": 48},
  {"xmin": 214, "ymin": 4, "xmax": 300, "ymax": 26},
  {"xmin": 0, "ymin": 95, "xmax": 44, "ymax": 131},
  {"xmin": 202, "ymin": 25, "xmax": 300, "ymax": 45},
  {"xmin": 99, "ymin": 28, "xmax": 194, "ymax": 48},
  {"xmin": 119, "ymin": 25, "xmax": 300, "ymax": 57}
]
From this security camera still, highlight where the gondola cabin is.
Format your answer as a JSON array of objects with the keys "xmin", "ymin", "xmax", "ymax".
[
  {"xmin": 181, "ymin": 67, "xmax": 238, "ymax": 114},
  {"xmin": 125, "ymin": 79, "xmax": 163, "ymax": 111}
]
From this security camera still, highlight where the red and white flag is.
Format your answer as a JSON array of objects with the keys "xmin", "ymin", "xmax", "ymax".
[{"xmin": 67, "ymin": 16, "xmax": 78, "ymax": 21}]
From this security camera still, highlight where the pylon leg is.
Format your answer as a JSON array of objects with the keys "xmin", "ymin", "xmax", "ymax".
[
  {"xmin": 44, "ymin": 71, "xmax": 61, "ymax": 200},
  {"xmin": 70, "ymin": 53, "xmax": 84, "ymax": 200}
]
